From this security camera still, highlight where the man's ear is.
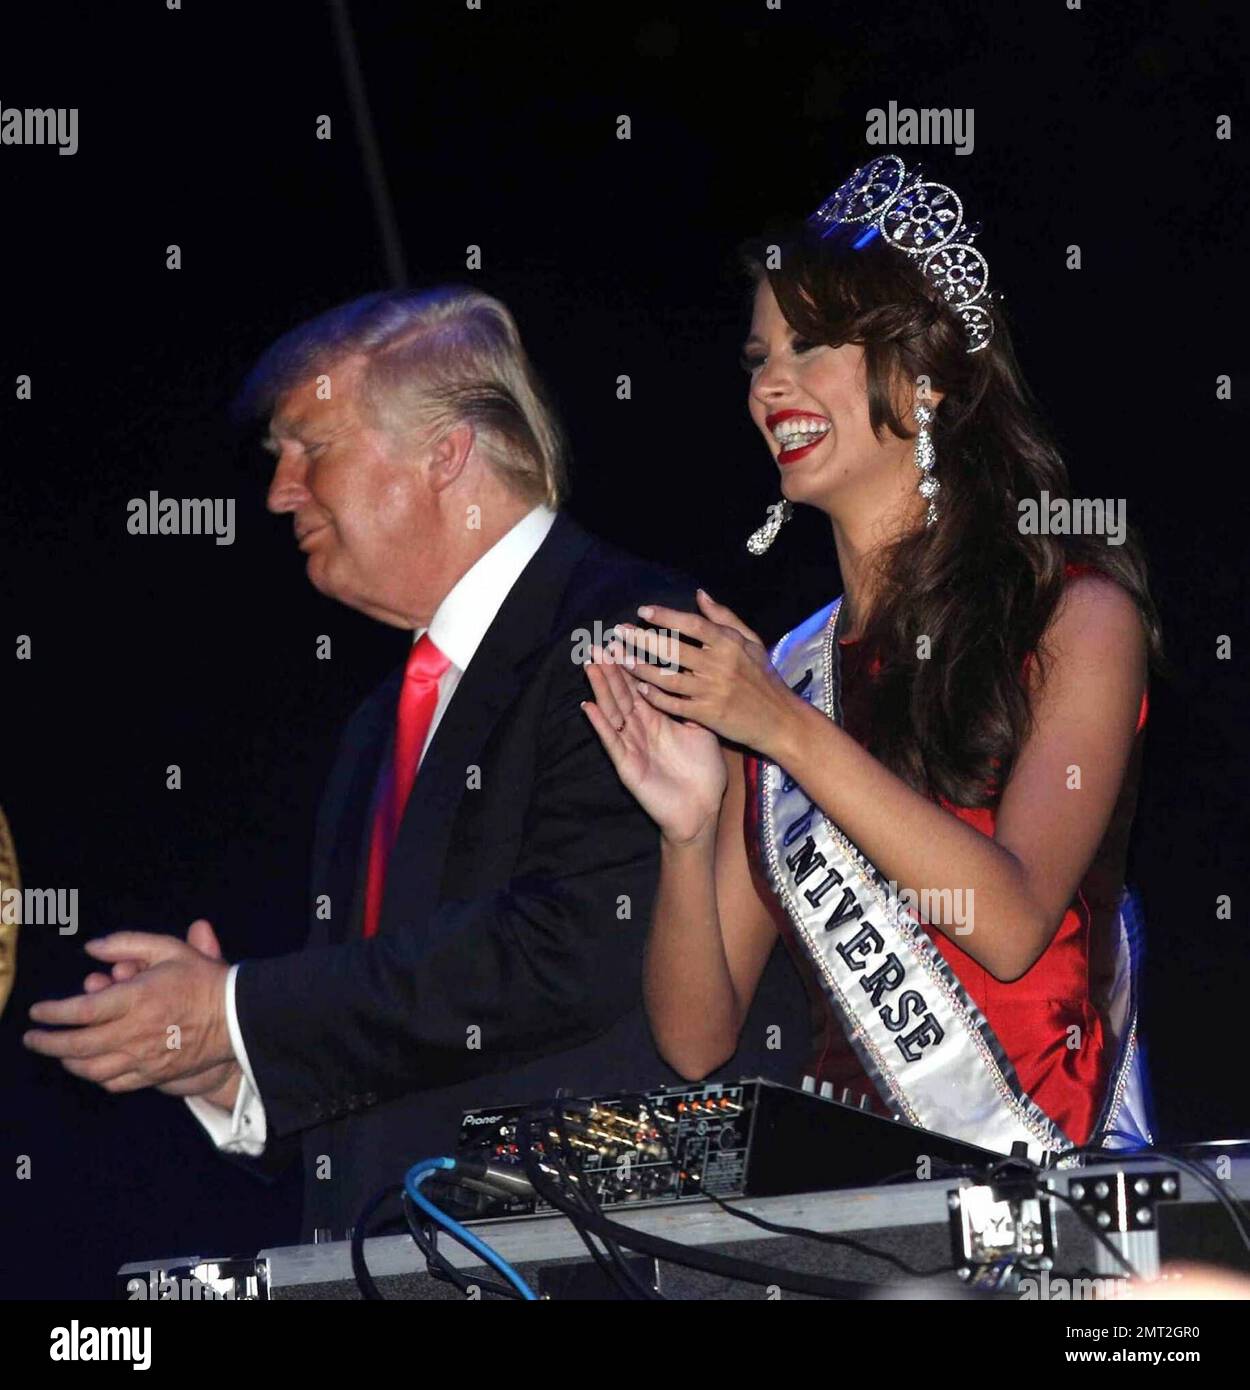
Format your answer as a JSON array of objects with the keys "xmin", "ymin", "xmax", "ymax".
[{"xmin": 427, "ymin": 422, "xmax": 476, "ymax": 492}]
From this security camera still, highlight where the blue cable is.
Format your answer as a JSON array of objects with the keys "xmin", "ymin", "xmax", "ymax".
[{"xmin": 404, "ymin": 1158, "xmax": 538, "ymax": 1301}]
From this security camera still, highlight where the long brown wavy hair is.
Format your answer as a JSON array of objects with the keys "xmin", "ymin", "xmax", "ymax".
[{"xmin": 742, "ymin": 214, "xmax": 1163, "ymax": 809}]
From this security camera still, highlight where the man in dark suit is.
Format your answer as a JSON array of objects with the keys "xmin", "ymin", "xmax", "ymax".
[{"xmin": 24, "ymin": 287, "xmax": 805, "ymax": 1242}]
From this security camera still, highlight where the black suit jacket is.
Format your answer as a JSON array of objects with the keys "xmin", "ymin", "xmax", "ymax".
[{"xmin": 229, "ymin": 513, "xmax": 808, "ymax": 1240}]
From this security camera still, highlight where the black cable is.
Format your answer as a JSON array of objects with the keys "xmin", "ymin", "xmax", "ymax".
[
  {"xmin": 541, "ymin": 1104, "xmax": 664, "ymax": 1299},
  {"xmin": 559, "ymin": 1103, "xmax": 666, "ymax": 1300},
  {"xmin": 975, "ymin": 1153, "xmax": 1126, "ymax": 1277},
  {"xmin": 984, "ymin": 1140, "xmax": 1250, "ymax": 1286},
  {"xmin": 527, "ymin": 1096, "xmax": 1196, "ymax": 1296},
  {"xmin": 1045, "ymin": 1187, "xmax": 1142, "ymax": 1280},
  {"xmin": 533, "ymin": 1100, "xmax": 659, "ymax": 1295},
  {"xmin": 399, "ymin": 1193, "xmax": 519, "ymax": 1300},
  {"xmin": 522, "ymin": 1097, "xmax": 1250, "ymax": 1298},
  {"xmin": 933, "ymin": 1154, "xmax": 1142, "ymax": 1288},
  {"xmin": 352, "ymin": 1182, "xmax": 521, "ymax": 1300},
  {"xmin": 526, "ymin": 1144, "xmax": 884, "ymax": 1299},
  {"xmin": 543, "ymin": 1158, "xmax": 647, "ymax": 1298},
  {"xmin": 350, "ymin": 1184, "xmax": 403, "ymax": 1300},
  {"xmin": 936, "ymin": 1153, "xmax": 1131, "ymax": 1288},
  {"xmin": 633, "ymin": 1093, "xmax": 962, "ymax": 1281},
  {"xmin": 518, "ymin": 1110, "xmax": 897, "ymax": 1300},
  {"xmin": 419, "ymin": 1146, "xmax": 655, "ymax": 1300},
  {"xmin": 696, "ymin": 1191, "xmax": 957, "ymax": 1280}
]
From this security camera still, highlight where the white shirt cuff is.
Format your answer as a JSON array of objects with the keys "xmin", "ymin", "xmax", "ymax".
[
  {"xmin": 184, "ymin": 963, "xmax": 267, "ymax": 1155},
  {"xmin": 224, "ymin": 962, "xmax": 262, "ymax": 1098}
]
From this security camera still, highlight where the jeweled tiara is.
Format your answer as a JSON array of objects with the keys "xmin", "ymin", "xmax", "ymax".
[{"xmin": 808, "ymin": 153, "xmax": 994, "ymax": 353}]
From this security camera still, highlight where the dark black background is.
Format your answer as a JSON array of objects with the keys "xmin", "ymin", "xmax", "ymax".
[{"xmin": 3, "ymin": 0, "xmax": 1245, "ymax": 1299}]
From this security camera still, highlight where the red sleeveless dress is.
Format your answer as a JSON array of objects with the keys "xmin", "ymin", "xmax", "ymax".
[{"xmin": 746, "ymin": 567, "xmax": 1147, "ymax": 1146}]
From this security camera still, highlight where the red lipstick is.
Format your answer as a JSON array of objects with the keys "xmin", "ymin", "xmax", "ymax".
[{"xmin": 765, "ymin": 410, "xmax": 831, "ymax": 467}]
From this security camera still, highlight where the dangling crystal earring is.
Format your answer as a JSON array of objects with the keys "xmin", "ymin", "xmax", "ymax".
[
  {"xmin": 746, "ymin": 498, "xmax": 793, "ymax": 555},
  {"xmin": 913, "ymin": 401, "xmax": 939, "ymax": 526}
]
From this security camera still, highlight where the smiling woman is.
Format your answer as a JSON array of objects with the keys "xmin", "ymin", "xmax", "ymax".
[{"xmin": 583, "ymin": 152, "xmax": 1161, "ymax": 1159}]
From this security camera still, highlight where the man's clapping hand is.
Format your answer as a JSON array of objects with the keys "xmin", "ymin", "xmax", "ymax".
[
  {"xmin": 82, "ymin": 918, "xmax": 242, "ymax": 1108},
  {"xmin": 24, "ymin": 917, "xmax": 240, "ymax": 1107}
]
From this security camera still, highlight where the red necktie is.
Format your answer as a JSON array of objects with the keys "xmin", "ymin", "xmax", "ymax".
[{"xmin": 361, "ymin": 634, "xmax": 452, "ymax": 939}]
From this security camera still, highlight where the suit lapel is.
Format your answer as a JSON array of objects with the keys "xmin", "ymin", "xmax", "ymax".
[
  {"xmin": 378, "ymin": 512, "xmax": 594, "ymax": 941},
  {"xmin": 321, "ymin": 670, "xmax": 401, "ymax": 946}
]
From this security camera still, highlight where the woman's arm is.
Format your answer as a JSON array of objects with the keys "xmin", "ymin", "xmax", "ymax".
[
  {"xmin": 625, "ymin": 577, "xmax": 1147, "ymax": 984},
  {"xmin": 644, "ymin": 747, "xmax": 778, "ymax": 1079}
]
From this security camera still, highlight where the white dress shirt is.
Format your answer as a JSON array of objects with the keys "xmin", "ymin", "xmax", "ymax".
[{"xmin": 186, "ymin": 503, "xmax": 558, "ymax": 1154}]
